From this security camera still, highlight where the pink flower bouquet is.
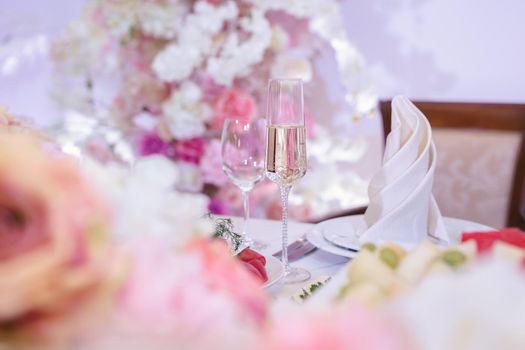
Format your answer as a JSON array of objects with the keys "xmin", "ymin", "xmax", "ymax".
[{"xmin": 0, "ymin": 132, "xmax": 114, "ymax": 346}]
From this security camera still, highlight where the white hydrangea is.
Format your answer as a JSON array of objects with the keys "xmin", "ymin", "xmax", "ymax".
[
  {"xmin": 82, "ymin": 156, "xmax": 212, "ymax": 248},
  {"xmin": 152, "ymin": 1, "xmax": 239, "ymax": 82},
  {"xmin": 152, "ymin": 44, "xmax": 201, "ymax": 82},
  {"xmin": 139, "ymin": 2, "xmax": 188, "ymax": 39},
  {"xmin": 206, "ymin": 9, "xmax": 272, "ymax": 85},
  {"xmin": 99, "ymin": 0, "xmax": 139, "ymax": 37},
  {"xmin": 162, "ymin": 82, "xmax": 212, "ymax": 139}
]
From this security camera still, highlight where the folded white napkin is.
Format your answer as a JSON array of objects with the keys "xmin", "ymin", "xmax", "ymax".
[{"xmin": 357, "ymin": 95, "xmax": 450, "ymax": 246}]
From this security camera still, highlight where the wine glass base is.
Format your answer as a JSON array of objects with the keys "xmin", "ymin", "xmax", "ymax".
[
  {"xmin": 281, "ymin": 266, "xmax": 311, "ymax": 284},
  {"xmin": 242, "ymin": 236, "xmax": 268, "ymax": 251},
  {"xmin": 250, "ymin": 240, "xmax": 268, "ymax": 250}
]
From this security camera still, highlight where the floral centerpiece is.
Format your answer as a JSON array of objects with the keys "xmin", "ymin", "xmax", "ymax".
[{"xmin": 51, "ymin": 0, "xmax": 376, "ymax": 220}]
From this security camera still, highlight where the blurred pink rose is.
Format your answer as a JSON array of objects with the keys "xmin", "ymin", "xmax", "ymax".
[
  {"xmin": 200, "ymin": 140, "xmax": 228, "ymax": 186},
  {"xmin": 208, "ymin": 197, "xmax": 231, "ymax": 215},
  {"xmin": 212, "ymin": 89, "xmax": 258, "ymax": 130},
  {"xmin": 174, "ymin": 137, "xmax": 206, "ymax": 165},
  {"xmin": 185, "ymin": 239, "xmax": 268, "ymax": 323},
  {"xmin": 0, "ymin": 133, "xmax": 112, "ymax": 340},
  {"xmin": 117, "ymin": 238, "xmax": 268, "ymax": 340},
  {"xmin": 261, "ymin": 304, "xmax": 413, "ymax": 350},
  {"xmin": 215, "ymin": 183, "xmax": 244, "ymax": 216},
  {"xmin": 139, "ymin": 132, "xmax": 169, "ymax": 157}
]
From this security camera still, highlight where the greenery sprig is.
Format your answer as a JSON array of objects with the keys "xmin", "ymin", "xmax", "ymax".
[
  {"xmin": 210, "ymin": 216, "xmax": 243, "ymax": 253},
  {"xmin": 297, "ymin": 277, "xmax": 331, "ymax": 301}
]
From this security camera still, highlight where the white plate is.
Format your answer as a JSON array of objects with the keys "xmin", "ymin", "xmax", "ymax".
[
  {"xmin": 307, "ymin": 216, "xmax": 495, "ymax": 304},
  {"xmin": 306, "ymin": 215, "xmax": 494, "ymax": 258},
  {"xmin": 263, "ymin": 255, "xmax": 285, "ymax": 288}
]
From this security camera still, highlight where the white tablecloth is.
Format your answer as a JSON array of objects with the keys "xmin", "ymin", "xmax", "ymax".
[{"xmin": 227, "ymin": 216, "xmax": 349, "ymax": 299}]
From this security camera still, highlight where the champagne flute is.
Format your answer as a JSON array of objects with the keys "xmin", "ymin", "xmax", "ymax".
[
  {"xmin": 265, "ymin": 78, "xmax": 310, "ymax": 283},
  {"xmin": 221, "ymin": 118, "xmax": 266, "ymax": 249}
]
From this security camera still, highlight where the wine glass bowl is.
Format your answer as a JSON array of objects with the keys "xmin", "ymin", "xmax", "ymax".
[{"xmin": 221, "ymin": 118, "xmax": 266, "ymax": 249}]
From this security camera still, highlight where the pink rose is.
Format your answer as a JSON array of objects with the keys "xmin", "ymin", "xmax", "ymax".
[
  {"xmin": 116, "ymin": 238, "xmax": 268, "ymax": 341},
  {"xmin": 200, "ymin": 140, "xmax": 228, "ymax": 186},
  {"xmin": 0, "ymin": 133, "xmax": 112, "ymax": 341},
  {"xmin": 139, "ymin": 132, "xmax": 169, "ymax": 157},
  {"xmin": 215, "ymin": 183, "xmax": 244, "ymax": 216},
  {"xmin": 261, "ymin": 303, "xmax": 412, "ymax": 350},
  {"xmin": 212, "ymin": 89, "xmax": 258, "ymax": 130},
  {"xmin": 174, "ymin": 137, "xmax": 206, "ymax": 165}
]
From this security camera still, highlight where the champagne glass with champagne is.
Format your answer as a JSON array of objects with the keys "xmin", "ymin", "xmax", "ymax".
[{"xmin": 265, "ymin": 78, "xmax": 310, "ymax": 283}]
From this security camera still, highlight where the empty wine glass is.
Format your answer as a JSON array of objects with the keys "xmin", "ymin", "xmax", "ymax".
[
  {"xmin": 265, "ymin": 78, "xmax": 310, "ymax": 283},
  {"xmin": 221, "ymin": 118, "xmax": 266, "ymax": 249}
]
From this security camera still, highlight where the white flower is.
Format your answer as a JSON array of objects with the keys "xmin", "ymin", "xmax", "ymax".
[
  {"xmin": 395, "ymin": 259, "xmax": 525, "ymax": 350},
  {"xmin": 133, "ymin": 111, "xmax": 158, "ymax": 132},
  {"xmin": 271, "ymin": 51, "xmax": 313, "ymax": 81},
  {"xmin": 82, "ymin": 156, "xmax": 211, "ymax": 248},
  {"xmin": 162, "ymin": 82, "xmax": 212, "ymax": 139},
  {"xmin": 206, "ymin": 9, "xmax": 271, "ymax": 85},
  {"xmin": 152, "ymin": 44, "xmax": 202, "ymax": 82},
  {"xmin": 151, "ymin": 1, "xmax": 239, "ymax": 83},
  {"xmin": 139, "ymin": 2, "xmax": 188, "ymax": 39}
]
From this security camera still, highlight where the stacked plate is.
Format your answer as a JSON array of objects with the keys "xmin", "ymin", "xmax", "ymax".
[{"xmin": 306, "ymin": 215, "xmax": 493, "ymax": 258}]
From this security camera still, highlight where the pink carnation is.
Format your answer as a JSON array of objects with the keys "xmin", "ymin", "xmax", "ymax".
[
  {"xmin": 200, "ymin": 140, "xmax": 228, "ymax": 186},
  {"xmin": 212, "ymin": 89, "xmax": 258, "ymax": 131}
]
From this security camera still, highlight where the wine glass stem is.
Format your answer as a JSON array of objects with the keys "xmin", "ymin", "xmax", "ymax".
[
  {"xmin": 279, "ymin": 185, "xmax": 291, "ymax": 272},
  {"xmin": 241, "ymin": 189, "xmax": 251, "ymax": 244}
]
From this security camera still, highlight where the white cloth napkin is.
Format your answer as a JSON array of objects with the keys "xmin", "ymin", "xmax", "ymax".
[{"xmin": 357, "ymin": 95, "xmax": 450, "ymax": 246}]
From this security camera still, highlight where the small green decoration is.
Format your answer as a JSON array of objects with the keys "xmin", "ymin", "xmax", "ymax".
[
  {"xmin": 379, "ymin": 247, "xmax": 400, "ymax": 269},
  {"xmin": 211, "ymin": 215, "xmax": 243, "ymax": 252},
  {"xmin": 442, "ymin": 250, "xmax": 467, "ymax": 268},
  {"xmin": 298, "ymin": 278, "xmax": 331, "ymax": 300}
]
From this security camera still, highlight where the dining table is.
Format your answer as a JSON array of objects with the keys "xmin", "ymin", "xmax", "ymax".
[{"xmin": 227, "ymin": 216, "xmax": 349, "ymax": 299}]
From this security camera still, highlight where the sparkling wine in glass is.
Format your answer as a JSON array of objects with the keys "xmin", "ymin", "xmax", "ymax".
[
  {"xmin": 265, "ymin": 78, "xmax": 310, "ymax": 284},
  {"xmin": 221, "ymin": 118, "xmax": 266, "ymax": 249}
]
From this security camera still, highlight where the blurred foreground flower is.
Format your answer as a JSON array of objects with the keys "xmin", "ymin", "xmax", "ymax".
[
  {"xmin": 81, "ymin": 238, "xmax": 268, "ymax": 350},
  {"xmin": 262, "ymin": 302, "xmax": 412, "ymax": 350},
  {"xmin": 0, "ymin": 132, "xmax": 116, "ymax": 347}
]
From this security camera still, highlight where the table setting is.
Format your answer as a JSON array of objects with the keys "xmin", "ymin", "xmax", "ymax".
[{"xmin": 1, "ymin": 0, "xmax": 525, "ymax": 349}]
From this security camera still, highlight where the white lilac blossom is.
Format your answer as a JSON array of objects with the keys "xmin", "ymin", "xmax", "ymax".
[
  {"xmin": 162, "ymin": 82, "xmax": 212, "ymax": 140},
  {"xmin": 153, "ymin": 44, "xmax": 201, "ymax": 82},
  {"xmin": 139, "ymin": 2, "xmax": 188, "ymax": 39},
  {"xmin": 250, "ymin": 0, "xmax": 377, "ymax": 116},
  {"xmin": 207, "ymin": 9, "xmax": 271, "ymax": 85},
  {"xmin": 152, "ymin": 1, "xmax": 239, "ymax": 82}
]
